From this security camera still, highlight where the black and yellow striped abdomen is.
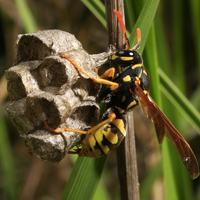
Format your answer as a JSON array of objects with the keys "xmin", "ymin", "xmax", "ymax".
[{"xmin": 79, "ymin": 112, "xmax": 126, "ymax": 157}]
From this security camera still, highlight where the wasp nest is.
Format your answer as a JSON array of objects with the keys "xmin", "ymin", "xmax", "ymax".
[{"xmin": 5, "ymin": 30, "xmax": 114, "ymax": 162}]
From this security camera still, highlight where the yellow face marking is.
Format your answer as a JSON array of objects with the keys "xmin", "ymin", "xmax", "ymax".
[
  {"xmin": 109, "ymin": 54, "xmax": 118, "ymax": 60},
  {"xmin": 123, "ymin": 75, "xmax": 131, "ymax": 82},
  {"xmin": 120, "ymin": 57, "xmax": 133, "ymax": 61},
  {"xmin": 111, "ymin": 119, "xmax": 126, "ymax": 136},
  {"xmin": 121, "ymin": 95, "xmax": 126, "ymax": 102}
]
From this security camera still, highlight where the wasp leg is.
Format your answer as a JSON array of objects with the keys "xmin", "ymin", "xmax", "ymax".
[
  {"xmin": 87, "ymin": 113, "xmax": 116, "ymax": 135},
  {"xmin": 45, "ymin": 113, "xmax": 116, "ymax": 137},
  {"xmin": 61, "ymin": 53, "xmax": 119, "ymax": 90},
  {"xmin": 45, "ymin": 113, "xmax": 116, "ymax": 156},
  {"xmin": 44, "ymin": 113, "xmax": 116, "ymax": 136},
  {"xmin": 95, "ymin": 67, "xmax": 115, "ymax": 79},
  {"xmin": 44, "ymin": 120, "xmax": 88, "ymax": 134},
  {"xmin": 100, "ymin": 68, "xmax": 115, "ymax": 80}
]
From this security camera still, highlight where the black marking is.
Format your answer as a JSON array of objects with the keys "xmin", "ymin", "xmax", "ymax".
[
  {"xmin": 101, "ymin": 122, "xmax": 125, "ymax": 152},
  {"xmin": 93, "ymin": 139, "xmax": 104, "ymax": 155}
]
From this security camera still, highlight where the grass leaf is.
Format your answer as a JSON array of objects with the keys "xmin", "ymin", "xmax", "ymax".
[
  {"xmin": 61, "ymin": 156, "xmax": 108, "ymax": 200},
  {"xmin": 14, "ymin": 0, "xmax": 38, "ymax": 33},
  {"xmin": 0, "ymin": 111, "xmax": 17, "ymax": 200}
]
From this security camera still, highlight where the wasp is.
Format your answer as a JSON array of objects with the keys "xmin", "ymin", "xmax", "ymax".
[{"xmin": 45, "ymin": 10, "xmax": 199, "ymax": 179}]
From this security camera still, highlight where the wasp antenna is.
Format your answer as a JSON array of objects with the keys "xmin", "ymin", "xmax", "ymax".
[
  {"xmin": 113, "ymin": 9, "xmax": 130, "ymax": 49},
  {"xmin": 130, "ymin": 28, "xmax": 141, "ymax": 51}
]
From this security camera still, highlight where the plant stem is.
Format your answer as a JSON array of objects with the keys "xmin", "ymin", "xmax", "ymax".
[{"xmin": 105, "ymin": 1, "xmax": 140, "ymax": 199}]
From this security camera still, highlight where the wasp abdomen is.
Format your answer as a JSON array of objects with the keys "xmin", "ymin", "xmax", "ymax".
[{"xmin": 79, "ymin": 117, "xmax": 126, "ymax": 158}]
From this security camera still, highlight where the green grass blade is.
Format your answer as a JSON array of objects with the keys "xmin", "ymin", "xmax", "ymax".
[
  {"xmin": 61, "ymin": 156, "xmax": 108, "ymax": 200},
  {"xmin": 162, "ymin": 141, "xmax": 180, "ymax": 200},
  {"xmin": 146, "ymin": 19, "xmax": 181, "ymax": 200},
  {"xmin": 138, "ymin": 16, "xmax": 163, "ymax": 199},
  {"xmin": 129, "ymin": 0, "xmax": 160, "ymax": 53},
  {"xmin": 144, "ymin": 22, "xmax": 161, "ymax": 104},
  {"xmin": 124, "ymin": 0, "xmax": 136, "ymax": 30},
  {"xmin": 189, "ymin": 0, "xmax": 200, "ymax": 79},
  {"xmin": 172, "ymin": 0, "xmax": 185, "ymax": 93},
  {"xmin": 93, "ymin": 177, "xmax": 110, "ymax": 200},
  {"xmin": 162, "ymin": 139, "xmax": 193, "ymax": 200},
  {"xmin": 14, "ymin": 0, "xmax": 38, "ymax": 33},
  {"xmin": 159, "ymin": 68, "xmax": 200, "ymax": 133},
  {"xmin": 190, "ymin": 85, "xmax": 200, "ymax": 111},
  {"xmin": 153, "ymin": 4, "xmax": 197, "ymax": 200},
  {"xmin": 81, "ymin": 0, "xmax": 106, "ymax": 27},
  {"xmin": 69, "ymin": 154, "xmax": 110, "ymax": 200},
  {"xmin": 0, "ymin": 111, "xmax": 18, "ymax": 200}
]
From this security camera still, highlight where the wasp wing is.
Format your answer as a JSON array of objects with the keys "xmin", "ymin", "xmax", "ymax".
[
  {"xmin": 135, "ymin": 85, "xmax": 165, "ymax": 144},
  {"xmin": 134, "ymin": 82, "xmax": 199, "ymax": 179}
]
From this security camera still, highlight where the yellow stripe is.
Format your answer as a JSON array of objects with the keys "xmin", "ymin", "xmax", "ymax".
[
  {"xmin": 126, "ymin": 100, "xmax": 137, "ymax": 111},
  {"xmin": 123, "ymin": 75, "xmax": 131, "ymax": 82},
  {"xmin": 100, "ymin": 145, "xmax": 110, "ymax": 155},
  {"xmin": 94, "ymin": 125, "xmax": 111, "ymax": 155},
  {"xmin": 94, "ymin": 128, "xmax": 103, "ymax": 145},
  {"xmin": 103, "ymin": 128, "xmax": 119, "ymax": 144},
  {"xmin": 120, "ymin": 57, "xmax": 133, "ymax": 61},
  {"xmin": 143, "ymin": 69, "xmax": 148, "ymax": 76},
  {"xmin": 87, "ymin": 135, "xmax": 102, "ymax": 158},
  {"xmin": 131, "ymin": 64, "xmax": 143, "ymax": 70},
  {"xmin": 81, "ymin": 137, "xmax": 95, "ymax": 157},
  {"xmin": 111, "ymin": 119, "xmax": 126, "ymax": 136}
]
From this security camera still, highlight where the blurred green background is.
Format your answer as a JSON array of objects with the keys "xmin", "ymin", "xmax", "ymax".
[{"xmin": 0, "ymin": 0, "xmax": 199, "ymax": 200}]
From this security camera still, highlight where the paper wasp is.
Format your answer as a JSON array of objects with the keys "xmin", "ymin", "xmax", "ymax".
[{"xmin": 45, "ymin": 10, "xmax": 199, "ymax": 179}]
